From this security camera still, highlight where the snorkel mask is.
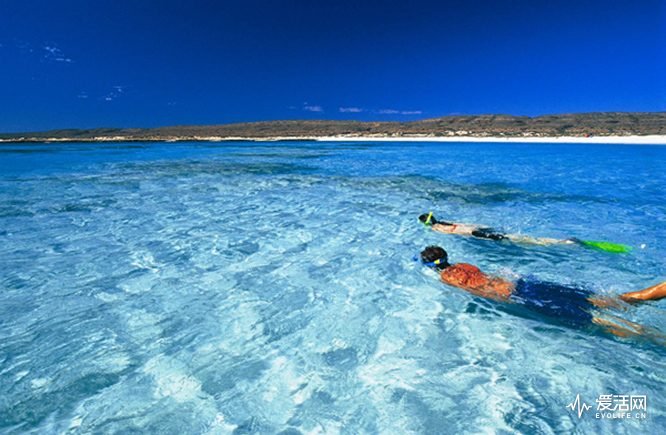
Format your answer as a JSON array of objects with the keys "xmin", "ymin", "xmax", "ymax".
[
  {"xmin": 421, "ymin": 257, "xmax": 446, "ymax": 268},
  {"xmin": 419, "ymin": 212, "xmax": 455, "ymax": 228},
  {"xmin": 414, "ymin": 245, "xmax": 450, "ymax": 270},
  {"xmin": 419, "ymin": 212, "xmax": 434, "ymax": 227}
]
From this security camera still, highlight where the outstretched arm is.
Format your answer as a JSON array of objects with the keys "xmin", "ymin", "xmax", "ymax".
[{"xmin": 619, "ymin": 281, "xmax": 666, "ymax": 303}]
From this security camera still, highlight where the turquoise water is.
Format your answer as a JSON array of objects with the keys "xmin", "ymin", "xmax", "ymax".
[{"xmin": 0, "ymin": 141, "xmax": 665, "ymax": 434}]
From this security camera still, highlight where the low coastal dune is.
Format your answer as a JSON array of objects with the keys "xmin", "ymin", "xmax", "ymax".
[{"xmin": 1, "ymin": 112, "xmax": 665, "ymax": 144}]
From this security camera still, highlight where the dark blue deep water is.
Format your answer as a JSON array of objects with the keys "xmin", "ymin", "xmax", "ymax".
[{"xmin": 0, "ymin": 141, "xmax": 665, "ymax": 433}]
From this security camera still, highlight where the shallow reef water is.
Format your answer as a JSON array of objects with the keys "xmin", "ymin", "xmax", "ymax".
[{"xmin": 0, "ymin": 141, "xmax": 665, "ymax": 433}]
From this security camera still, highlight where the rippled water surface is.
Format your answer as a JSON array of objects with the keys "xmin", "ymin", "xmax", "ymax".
[{"xmin": 1, "ymin": 141, "xmax": 665, "ymax": 434}]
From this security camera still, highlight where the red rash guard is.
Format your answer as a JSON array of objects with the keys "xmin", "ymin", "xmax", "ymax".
[{"xmin": 440, "ymin": 263, "xmax": 514, "ymax": 300}]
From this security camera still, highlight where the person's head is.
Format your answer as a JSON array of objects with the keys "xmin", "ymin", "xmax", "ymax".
[
  {"xmin": 418, "ymin": 212, "xmax": 438, "ymax": 226},
  {"xmin": 418, "ymin": 213, "xmax": 452, "ymax": 227},
  {"xmin": 420, "ymin": 245, "xmax": 450, "ymax": 270}
]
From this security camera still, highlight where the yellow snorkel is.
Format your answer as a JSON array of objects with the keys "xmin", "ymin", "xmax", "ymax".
[
  {"xmin": 425, "ymin": 212, "xmax": 433, "ymax": 225},
  {"xmin": 420, "ymin": 211, "xmax": 434, "ymax": 227}
]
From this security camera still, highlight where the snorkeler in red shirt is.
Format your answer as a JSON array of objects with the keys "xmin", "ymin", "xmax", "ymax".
[{"xmin": 419, "ymin": 245, "xmax": 666, "ymax": 338}]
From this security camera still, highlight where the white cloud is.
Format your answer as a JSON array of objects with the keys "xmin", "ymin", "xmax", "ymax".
[
  {"xmin": 377, "ymin": 109, "xmax": 422, "ymax": 115},
  {"xmin": 43, "ymin": 45, "xmax": 72, "ymax": 63},
  {"xmin": 339, "ymin": 107, "xmax": 364, "ymax": 113},
  {"xmin": 13, "ymin": 41, "xmax": 34, "ymax": 54},
  {"xmin": 102, "ymin": 85, "xmax": 126, "ymax": 102},
  {"xmin": 77, "ymin": 92, "xmax": 89, "ymax": 99},
  {"xmin": 303, "ymin": 104, "xmax": 323, "ymax": 112}
]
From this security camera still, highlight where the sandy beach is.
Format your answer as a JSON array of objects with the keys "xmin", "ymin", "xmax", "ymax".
[
  {"xmin": 313, "ymin": 135, "xmax": 666, "ymax": 145},
  {"xmin": 2, "ymin": 135, "xmax": 666, "ymax": 144}
]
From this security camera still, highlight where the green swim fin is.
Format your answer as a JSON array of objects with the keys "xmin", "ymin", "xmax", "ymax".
[{"xmin": 579, "ymin": 240, "xmax": 632, "ymax": 254}]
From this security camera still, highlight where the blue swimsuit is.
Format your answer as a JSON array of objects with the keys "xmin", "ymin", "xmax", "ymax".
[{"xmin": 511, "ymin": 278, "xmax": 594, "ymax": 327}]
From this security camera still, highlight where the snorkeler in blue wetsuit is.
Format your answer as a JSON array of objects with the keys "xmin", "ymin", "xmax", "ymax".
[{"xmin": 418, "ymin": 245, "xmax": 666, "ymax": 337}]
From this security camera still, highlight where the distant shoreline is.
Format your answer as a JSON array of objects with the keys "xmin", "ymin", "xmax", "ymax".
[
  {"xmin": 315, "ymin": 135, "xmax": 666, "ymax": 144},
  {"xmin": 1, "ymin": 113, "xmax": 665, "ymax": 144},
  {"xmin": 1, "ymin": 134, "xmax": 665, "ymax": 145}
]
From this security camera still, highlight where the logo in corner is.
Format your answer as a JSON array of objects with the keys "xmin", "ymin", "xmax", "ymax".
[
  {"xmin": 566, "ymin": 394, "xmax": 592, "ymax": 418},
  {"xmin": 566, "ymin": 394, "xmax": 647, "ymax": 419}
]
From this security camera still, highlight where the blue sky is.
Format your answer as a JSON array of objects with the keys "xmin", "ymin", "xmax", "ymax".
[{"xmin": 1, "ymin": 0, "xmax": 663, "ymax": 132}]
